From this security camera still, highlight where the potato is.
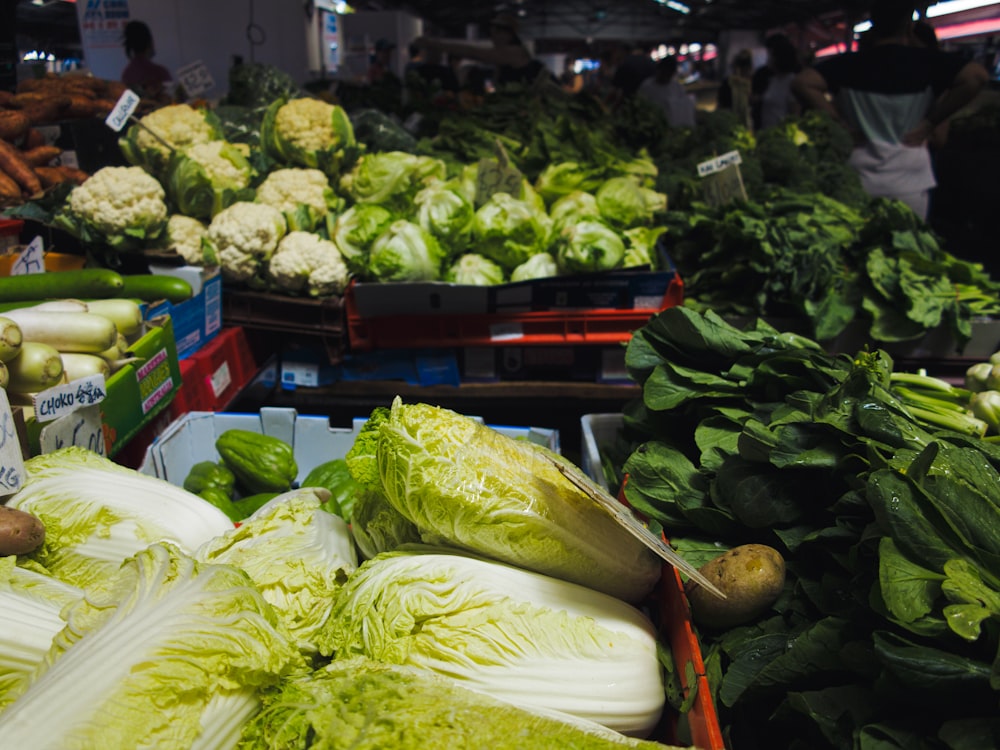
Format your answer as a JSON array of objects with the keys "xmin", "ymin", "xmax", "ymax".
[
  {"xmin": 0, "ymin": 505, "xmax": 45, "ymax": 556},
  {"xmin": 685, "ymin": 543, "xmax": 785, "ymax": 630}
]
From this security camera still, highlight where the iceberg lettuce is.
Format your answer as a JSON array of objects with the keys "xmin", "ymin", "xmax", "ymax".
[{"xmin": 327, "ymin": 548, "xmax": 665, "ymax": 736}]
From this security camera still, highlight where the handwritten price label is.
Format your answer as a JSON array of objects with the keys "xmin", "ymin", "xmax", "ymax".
[
  {"xmin": 39, "ymin": 405, "xmax": 106, "ymax": 456},
  {"xmin": 697, "ymin": 150, "xmax": 743, "ymax": 177},
  {"xmin": 32, "ymin": 374, "xmax": 107, "ymax": 424},
  {"xmin": 105, "ymin": 88, "xmax": 140, "ymax": 132},
  {"xmin": 0, "ymin": 390, "xmax": 25, "ymax": 494},
  {"xmin": 176, "ymin": 60, "xmax": 215, "ymax": 97},
  {"xmin": 475, "ymin": 158, "xmax": 523, "ymax": 208},
  {"xmin": 11, "ymin": 236, "xmax": 45, "ymax": 276}
]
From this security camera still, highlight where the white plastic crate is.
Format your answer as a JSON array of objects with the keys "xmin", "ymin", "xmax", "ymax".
[
  {"xmin": 139, "ymin": 407, "xmax": 560, "ymax": 486},
  {"xmin": 579, "ymin": 413, "xmax": 625, "ymax": 492}
]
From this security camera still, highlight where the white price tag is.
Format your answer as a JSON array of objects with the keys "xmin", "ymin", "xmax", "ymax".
[
  {"xmin": 39, "ymin": 405, "xmax": 105, "ymax": 456},
  {"xmin": 11, "ymin": 236, "xmax": 45, "ymax": 276},
  {"xmin": 697, "ymin": 150, "xmax": 743, "ymax": 178},
  {"xmin": 210, "ymin": 361, "xmax": 232, "ymax": 398},
  {"xmin": 0, "ymin": 390, "xmax": 26, "ymax": 495},
  {"xmin": 57, "ymin": 150, "xmax": 79, "ymax": 169},
  {"xmin": 175, "ymin": 60, "xmax": 215, "ymax": 97},
  {"xmin": 32, "ymin": 374, "xmax": 107, "ymax": 424},
  {"xmin": 105, "ymin": 89, "xmax": 140, "ymax": 132}
]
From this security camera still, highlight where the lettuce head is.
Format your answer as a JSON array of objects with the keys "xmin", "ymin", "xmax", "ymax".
[
  {"xmin": 239, "ymin": 656, "xmax": 670, "ymax": 749},
  {"xmin": 331, "ymin": 203, "xmax": 394, "ymax": 275},
  {"xmin": 511, "ymin": 252, "xmax": 559, "ymax": 282},
  {"xmin": 534, "ymin": 161, "xmax": 605, "ymax": 206},
  {"xmin": 372, "ymin": 398, "xmax": 662, "ymax": 603},
  {"xmin": 445, "ymin": 253, "xmax": 505, "ymax": 285},
  {"xmin": 414, "ymin": 183, "xmax": 474, "ymax": 255},
  {"xmin": 549, "ymin": 190, "xmax": 601, "ymax": 233},
  {"xmin": 472, "ymin": 192, "xmax": 553, "ymax": 272},
  {"xmin": 367, "ymin": 220, "xmax": 445, "ymax": 282},
  {"xmin": 340, "ymin": 151, "xmax": 446, "ymax": 211},
  {"xmin": 596, "ymin": 176, "xmax": 667, "ymax": 229},
  {"xmin": 327, "ymin": 548, "xmax": 665, "ymax": 736},
  {"xmin": 556, "ymin": 220, "xmax": 626, "ymax": 273}
]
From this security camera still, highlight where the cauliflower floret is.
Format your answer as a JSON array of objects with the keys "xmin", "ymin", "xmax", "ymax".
[
  {"xmin": 166, "ymin": 214, "xmax": 208, "ymax": 266},
  {"xmin": 267, "ymin": 231, "xmax": 349, "ymax": 297},
  {"xmin": 68, "ymin": 165, "xmax": 167, "ymax": 238},
  {"xmin": 135, "ymin": 104, "xmax": 218, "ymax": 160},
  {"xmin": 183, "ymin": 141, "xmax": 252, "ymax": 190},
  {"xmin": 256, "ymin": 168, "xmax": 332, "ymax": 215},
  {"xmin": 274, "ymin": 98, "xmax": 337, "ymax": 153},
  {"xmin": 206, "ymin": 202, "xmax": 287, "ymax": 284}
]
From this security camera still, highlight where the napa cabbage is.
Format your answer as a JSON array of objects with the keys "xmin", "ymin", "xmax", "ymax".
[
  {"xmin": 348, "ymin": 488, "xmax": 422, "ymax": 560},
  {"xmin": 195, "ymin": 488, "xmax": 358, "ymax": 656},
  {"xmin": 0, "ymin": 543, "xmax": 304, "ymax": 750},
  {"xmin": 7, "ymin": 448, "xmax": 234, "ymax": 591},
  {"xmin": 327, "ymin": 547, "xmax": 665, "ymax": 736},
  {"xmin": 373, "ymin": 399, "xmax": 662, "ymax": 603},
  {"xmin": 237, "ymin": 656, "xmax": 673, "ymax": 749}
]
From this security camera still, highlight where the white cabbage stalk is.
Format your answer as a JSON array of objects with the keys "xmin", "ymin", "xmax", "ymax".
[
  {"xmin": 0, "ymin": 558, "xmax": 83, "ymax": 709},
  {"xmin": 0, "ymin": 543, "xmax": 304, "ymax": 749},
  {"xmin": 196, "ymin": 488, "xmax": 358, "ymax": 656},
  {"xmin": 328, "ymin": 548, "xmax": 665, "ymax": 737},
  {"xmin": 6, "ymin": 447, "xmax": 234, "ymax": 590}
]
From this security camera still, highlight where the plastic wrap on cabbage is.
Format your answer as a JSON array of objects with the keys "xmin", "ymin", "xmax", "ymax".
[
  {"xmin": 374, "ymin": 398, "xmax": 661, "ymax": 602},
  {"xmin": 331, "ymin": 204, "xmax": 394, "ymax": 275},
  {"xmin": 556, "ymin": 220, "xmax": 625, "ymax": 273},
  {"xmin": 472, "ymin": 192, "xmax": 553, "ymax": 273},
  {"xmin": 367, "ymin": 220, "xmax": 445, "ymax": 282},
  {"xmin": 349, "ymin": 489, "xmax": 422, "ymax": 560},
  {"xmin": 445, "ymin": 253, "xmax": 505, "ymax": 285}
]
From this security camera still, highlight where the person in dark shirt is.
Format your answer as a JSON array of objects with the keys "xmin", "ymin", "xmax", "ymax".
[
  {"xmin": 121, "ymin": 20, "xmax": 171, "ymax": 102},
  {"xmin": 793, "ymin": 0, "xmax": 988, "ymax": 219},
  {"xmin": 717, "ymin": 49, "xmax": 754, "ymax": 130},
  {"xmin": 404, "ymin": 43, "xmax": 459, "ymax": 93}
]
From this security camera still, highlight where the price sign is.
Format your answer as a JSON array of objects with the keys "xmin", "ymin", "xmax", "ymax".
[
  {"xmin": 175, "ymin": 60, "xmax": 215, "ymax": 97},
  {"xmin": 105, "ymin": 88, "xmax": 140, "ymax": 132},
  {"xmin": 39, "ymin": 405, "xmax": 106, "ymax": 456},
  {"xmin": 697, "ymin": 151, "xmax": 747, "ymax": 209},
  {"xmin": 11, "ymin": 236, "xmax": 45, "ymax": 276},
  {"xmin": 32, "ymin": 374, "xmax": 107, "ymax": 424},
  {"xmin": 475, "ymin": 158, "xmax": 523, "ymax": 207},
  {"xmin": 0, "ymin": 389, "xmax": 25, "ymax": 495}
]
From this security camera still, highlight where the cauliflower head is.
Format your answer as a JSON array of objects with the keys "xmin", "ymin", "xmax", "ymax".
[
  {"xmin": 267, "ymin": 231, "xmax": 349, "ymax": 297},
  {"xmin": 123, "ymin": 104, "xmax": 221, "ymax": 169},
  {"xmin": 205, "ymin": 201, "xmax": 287, "ymax": 284},
  {"xmin": 261, "ymin": 97, "xmax": 356, "ymax": 173},
  {"xmin": 255, "ymin": 168, "xmax": 341, "ymax": 231},
  {"xmin": 166, "ymin": 214, "xmax": 209, "ymax": 266},
  {"xmin": 64, "ymin": 165, "xmax": 168, "ymax": 248}
]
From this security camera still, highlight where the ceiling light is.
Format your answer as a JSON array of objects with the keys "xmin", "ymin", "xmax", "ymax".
[{"xmin": 926, "ymin": 0, "xmax": 1000, "ymax": 18}]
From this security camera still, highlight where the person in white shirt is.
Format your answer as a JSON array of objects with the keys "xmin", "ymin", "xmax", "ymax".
[{"xmin": 637, "ymin": 56, "xmax": 696, "ymax": 128}]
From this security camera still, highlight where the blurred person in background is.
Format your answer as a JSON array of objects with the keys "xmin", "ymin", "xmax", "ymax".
[
  {"xmin": 610, "ymin": 42, "xmax": 657, "ymax": 105},
  {"xmin": 717, "ymin": 49, "xmax": 755, "ymax": 130},
  {"xmin": 792, "ymin": 0, "xmax": 988, "ymax": 220},
  {"xmin": 637, "ymin": 56, "xmax": 696, "ymax": 128},
  {"xmin": 757, "ymin": 33, "xmax": 802, "ymax": 129},
  {"xmin": 121, "ymin": 20, "xmax": 172, "ymax": 103},
  {"xmin": 368, "ymin": 39, "xmax": 399, "ymax": 85}
]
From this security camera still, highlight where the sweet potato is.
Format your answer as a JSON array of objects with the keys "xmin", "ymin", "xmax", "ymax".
[
  {"xmin": 0, "ymin": 91, "xmax": 14, "ymax": 107},
  {"xmin": 21, "ymin": 145, "xmax": 62, "ymax": 168},
  {"xmin": 21, "ymin": 128, "xmax": 46, "ymax": 150},
  {"xmin": 0, "ymin": 140, "xmax": 41, "ymax": 196},
  {"xmin": 35, "ymin": 165, "xmax": 88, "ymax": 188},
  {"xmin": 0, "ymin": 505, "xmax": 45, "ymax": 556},
  {"xmin": 0, "ymin": 110, "xmax": 30, "ymax": 143},
  {"xmin": 0, "ymin": 169, "xmax": 22, "ymax": 205}
]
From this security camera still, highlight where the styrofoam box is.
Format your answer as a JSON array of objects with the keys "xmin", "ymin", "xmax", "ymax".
[
  {"xmin": 580, "ymin": 413, "xmax": 625, "ymax": 492},
  {"xmin": 139, "ymin": 407, "xmax": 560, "ymax": 486}
]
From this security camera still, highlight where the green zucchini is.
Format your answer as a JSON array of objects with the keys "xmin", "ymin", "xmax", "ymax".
[
  {"xmin": 0, "ymin": 269, "xmax": 124, "ymax": 303},
  {"xmin": 119, "ymin": 274, "xmax": 194, "ymax": 304}
]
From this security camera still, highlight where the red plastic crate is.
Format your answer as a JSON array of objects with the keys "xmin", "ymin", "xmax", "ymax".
[
  {"xmin": 186, "ymin": 326, "xmax": 259, "ymax": 411},
  {"xmin": 346, "ymin": 274, "xmax": 684, "ymax": 351}
]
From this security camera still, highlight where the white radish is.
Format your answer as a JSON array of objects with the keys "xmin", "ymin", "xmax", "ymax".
[
  {"xmin": 28, "ymin": 299, "xmax": 89, "ymax": 313},
  {"xmin": 6, "ymin": 341, "xmax": 64, "ymax": 393},
  {"xmin": 96, "ymin": 332, "xmax": 129, "ymax": 362},
  {"xmin": 60, "ymin": 353, "xmax": 110, "ymax": 382},
  {"xmin": 0, "ymin": 360, "xmax": 7, "ymax": 389},
  {"xmin": 1, "ymin": 309, "xmax": 117, "ymax": 353},
  {"xmin": 85, "ymin": 298, "xmax": 144, "ymax": 338},
  {"xmin": 0, "ymin": 316, "xmax": 22, "ymax": 363}
]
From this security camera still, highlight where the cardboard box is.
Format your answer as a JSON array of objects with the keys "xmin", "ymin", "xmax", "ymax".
[
  {"xmin": 139, "ymin": 407, "xmax": 561, "ymax": 485},
  {"xmin": 25, "ymin": 317, "xmax": 182, "ymax": 458},
  {"xmin": 144, "ymin": 265, "xmax": 222, "ymax": 360}
]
